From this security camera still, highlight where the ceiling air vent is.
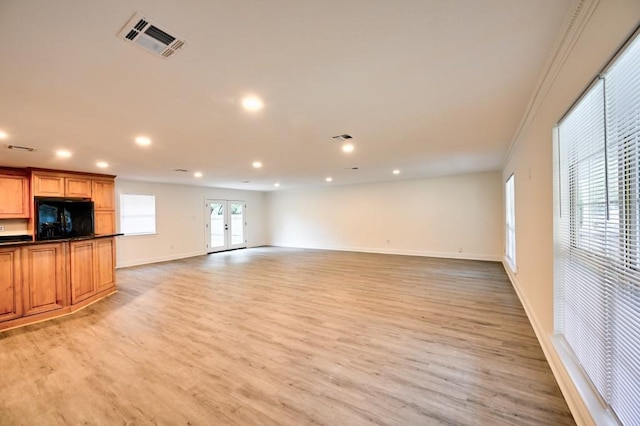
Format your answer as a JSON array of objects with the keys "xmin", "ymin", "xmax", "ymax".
[
  {"xmin": 7, "ymin": 145, "xmax": 36, "ymax": 152},
  {"xmin": 173, "ymin": 168, "xmax": 189, "ymax": 172},
  {"xmin": 332, "ymin": 134, "xmax": 353, "ymax": 142},
  {"xmin": 118, "ymin": 12, "xmax": 187, "ymax": 59}
]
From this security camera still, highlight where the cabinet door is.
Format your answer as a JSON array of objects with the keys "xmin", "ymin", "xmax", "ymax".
[
  {"xmin": 32, "ymin": 173, "xmax": 65, "ymax": 197},
  {"xmin": 22, "ymin": 244, "xmax": 66, "ymax": 316},
  {"xmin": 69, "ymin": 241, "xmax": 96, "ymax": 304},
  {"xmin": 0, "ymin": 174, "xmax": 29, "ymax": 218},
  {"xmin": 95, "ymin": 238, "xmax": 115, "ymax": 293},
  {"xmin": 94, "ymin": 210, "xmax": 115, "ymax": 235},
  {"xmin": 65, "ymin": 177, "xmax": 92, "ymax": 198},
  {"xmin": 92, "ymin": 180, "xmax": 115, "ymax": 210},
  {"xmin": 0, "ymin": 247, "xmax": 22, "ymax": 322}
]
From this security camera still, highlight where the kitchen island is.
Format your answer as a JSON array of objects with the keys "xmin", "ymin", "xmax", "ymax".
[{"xmin": 0, "ymin": 234, "xmax": 120, "ymax": 332}]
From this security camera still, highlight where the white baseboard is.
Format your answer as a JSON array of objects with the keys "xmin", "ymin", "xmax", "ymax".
[
  {"xmin": 116, "ymin": 250, "xmax": 206, "ymax": 268},
  {"xmin": 268, "ymin": 244, "xmax": 501, "ymax": 262},
  {"xmin": 115, "ymin": 244, "xmax": 268, "ymax": 268}
]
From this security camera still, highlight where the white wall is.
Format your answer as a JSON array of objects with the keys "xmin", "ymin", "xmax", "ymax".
[
  {"xmin": 115, "ymin": 179, "xmax": 267, "ymax": 268},
  {"xmin": 266, "ymin": 172, "xmax": 502, "ymax": 261},
  {"xmin": 0, "ymin": 218, "xmax": 28, "ymax": 236},
  {"xmin": 502, "ymin": 1, "xmax": 640, "ymax": 424}
]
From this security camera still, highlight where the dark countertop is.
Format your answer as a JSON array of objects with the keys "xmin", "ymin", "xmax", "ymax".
[{"xmin": 0, "ymin": 234, "xmax": 123, "ymax": 247}]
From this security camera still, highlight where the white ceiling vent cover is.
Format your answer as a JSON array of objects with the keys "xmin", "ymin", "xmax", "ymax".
[{"xmin": 117, "ymin": 12, "xmax": 187, "ymax": 59}]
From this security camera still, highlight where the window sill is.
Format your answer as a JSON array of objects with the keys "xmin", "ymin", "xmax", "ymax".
[{"xmin": 551, "ymin": 335, "xmax": 619, "ymax": 426}]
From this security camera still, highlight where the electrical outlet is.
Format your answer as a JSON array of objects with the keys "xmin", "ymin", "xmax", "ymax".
[{"xmin": 0, "ymin": 226, "xmax": 5, "ymax": 232}]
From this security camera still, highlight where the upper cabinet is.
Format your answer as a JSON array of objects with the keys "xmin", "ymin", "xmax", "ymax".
[
  {"xmin": 65, "ymin": 176, "xmax": 93, "ymax": 198},
  {"xmin": 92, "ymin": 179, "xmax": 115, "ymax": 210},
  {"xmin": 32, "ymin": 172, "xmax": 65, "ymax": 197},
  {"xmin": 92, "ymin": 179, "xmax": 116, "ymax": 234},
  {"xmin": 0, "ymin": 169, "xmax": 30, "ymax": 218},
  {"xmin": 28, "ymin": 169, "xmax": 117, "ymax": 235},
  {"xmin": 32, "ymin": 171, "xmax": 92, "ymax": 198}
]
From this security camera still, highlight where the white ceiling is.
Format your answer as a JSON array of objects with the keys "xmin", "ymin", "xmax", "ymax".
[{"xmin": 0, "ymin": 0, "xmax": 573, "ymax": 191}]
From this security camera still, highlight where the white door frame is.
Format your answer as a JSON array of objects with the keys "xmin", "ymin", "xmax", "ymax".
[{"xmin": 205, "ymin": 199, "xmax": 246, "ymax": 253}]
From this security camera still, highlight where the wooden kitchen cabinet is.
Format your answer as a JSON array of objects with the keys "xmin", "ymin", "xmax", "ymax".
[
  {"xmin": 0, "ymin": 169, "xmax": 30, "ymax": 218},
  {"xmin": 94, "ymin": 210, "xmax": 116, "ymax": 235},
  {"xmin": 22, "ymin": 243, "xmax": 66, "ymax": 316},
  {"xmin": 0, "ymin": 236, "xmax": 117, "ymax": 332},
  {"xmin": 65, "ymin": 176, "xmax": 93, "ymax": 198},
  {"xmin": 92, "ymin": 179, "xmax": 115, "ymax": 210},
  {"xmin": 0, "ymin": 247, "xmax": 22, "ymax": 322},
  {"xmin": 95, "ymin": 238, "xmax": 115, "ymax": 293},
  {"xmin": 32, "ymin": 173, "xmax": 65, "ymax": 197},
  {"xmin": 70, "ymin": 237, "xmax": 116, "ymax": 305},
  {"xmin": 29, "ymin": 169, "xmax": 116, "ymax": 234},
  {"xmin": 92, "ymin": 179, "xmax": 115, "ymax": 234},
  {"xmin": 69, "ymin": 240, "xmax": 96, "ymax": 304},
  {"xmin": 32, "ymin": 172, "xmax": 92, "ymax": 198}
]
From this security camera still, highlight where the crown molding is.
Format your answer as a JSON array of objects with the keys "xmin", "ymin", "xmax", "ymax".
[{"xmin": 502, "ymin": 0, "xmax": 602, "ymax": 169}]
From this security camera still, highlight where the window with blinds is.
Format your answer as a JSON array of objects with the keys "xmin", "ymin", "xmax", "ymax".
[
  {"xmin": 505, "ymin": 174, "xmax": 516, "ymax": 270},
  {"xmin": 554, "ymin": 31, "xmax": 640, "ymax": 425},
  {"xmin": 120, "ymin": 194, "xmax": 156, "ymax": 235}
]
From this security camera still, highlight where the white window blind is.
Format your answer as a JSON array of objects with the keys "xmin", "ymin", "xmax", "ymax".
[
  {"xmin": 505, "ymin": 174, "xmax": 516, "ymax": 270},
  {"xmin": 120, "ymin": 194, "xmax": 156, "ymax": 235},
  {"xmin": 555, "ymin": 32, "xmax": 640, "ymax": 426}
]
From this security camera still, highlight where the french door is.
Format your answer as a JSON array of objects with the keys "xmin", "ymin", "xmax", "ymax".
[{"xmin": 205, "ymin": 200, "xmax": 246, "ymax": 253}]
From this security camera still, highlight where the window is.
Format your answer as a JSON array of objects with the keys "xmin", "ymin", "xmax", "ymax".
[
  {"xmin": 554, "ymin": 31, "xmax": 640, "ymax": 426},
  {"xmin": 120, "ymin": 194, "xmax": 156, "ymax": 235},
  {"xmin": 505, "ymin": 174, "xmax": 516, "ymax": 270}
]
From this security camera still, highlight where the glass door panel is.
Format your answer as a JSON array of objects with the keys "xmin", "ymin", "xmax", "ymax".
[
  {"xmin": 205, "ymin": 199, "xmax": 246, "ymax": 253},
  {"xmin": 229, "ymin": 201, "xmax": 245, "ymax": 248},
  {"xmin": 207, "ymin": 200, "xmax": 226, "ymax": 252}
]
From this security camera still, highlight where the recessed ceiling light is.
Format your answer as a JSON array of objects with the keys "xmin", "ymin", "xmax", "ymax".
[
  {"xmin": 242, "ymin": 96, "xmax": 264, "ymax": 112},
  {"xmin": 194, "ymin": 171, "xmax": 203, "ymax": 178},
  {"xmin": 326, "ymin": 177, "xmax": 333, "ymax": 182},
  {"xmin": 393, "ymin": 169, "xmax": 400, "ymax": 175},
  {"xmin": 342, "ymin": 143, "xmax": 355, "ymax": 153},
  {"xmin": 274, "ymin": 182, "xmax": 280, "ymax": 187},
  {"xmin": 252, "ymin": 161, "xmax": 262, "ymax": 168},
  {"xmin": 96, "ymin": 161, "xmax": 109, "ymax": 168},
  {"xmin": 56, "ymin": 149, "xmax": 72, "ymax": 158},
  {"xmin": 135, "ymin": 136, "xmax": 152, "ymax": 146},
  {"xmin": 0, "ymin": 131, "xmax": 8, "ymax": 139}
]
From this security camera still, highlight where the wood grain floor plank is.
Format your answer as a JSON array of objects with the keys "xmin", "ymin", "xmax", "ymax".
[{"xmin": 0, "ymin": 247, "xmax": 574, "ymax": 425}]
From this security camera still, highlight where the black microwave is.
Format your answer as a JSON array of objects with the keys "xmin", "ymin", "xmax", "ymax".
[{"xmin": 35, "ymin": 197, "xmax": 95, "ymax": 240}]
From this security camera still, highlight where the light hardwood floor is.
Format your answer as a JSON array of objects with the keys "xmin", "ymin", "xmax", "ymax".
[{"xmin": 0, "ymin": 247, "xmax": 574, "ymax": 425}]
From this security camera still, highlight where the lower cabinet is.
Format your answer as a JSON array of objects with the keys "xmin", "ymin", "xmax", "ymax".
[
  {"xmin": 70, "ymin": 238, "xmax": 115, "ymax": 305},
  {"xmin": 0, "ymin": 237, "xmax": 117, "ymax": 330},
  {"xmin": 22, "ymin": 243, "xmax": 66, "ymax": 316},
  {"xmin": 95, "ymin": 238, "xmax": 116, "ymax": 293},
  {"xmin": 0, "ymin": 247, "xmax": 22, "ymax": 322}
]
